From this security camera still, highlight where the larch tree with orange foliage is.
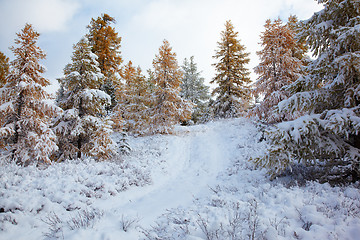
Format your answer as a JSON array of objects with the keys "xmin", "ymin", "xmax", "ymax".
[
  {"xmin": 251, "ymin": 18, "xmax": 302, "ymax": 123},
  {"xmin": 54, "ymin": 38, "xmax": 116, "ymax": 161},
  {"xmin": 0, "ymin": 51, "xmax": 9, "ymax": 87},
  {"xmin": 87, "ymin": 13, "xmax": 122, "ymax": 110},
  {"xmin": 286, "ymin": 15, "xmax": 309, "ymax": 66},
  {"xmin": 150, "ymin": 40, "xmax": 193, "ymax": 134},
  {"xmin": 116, "ymin": 61, "xmax": 153, "ymax": 135},
  {"xmin": 211, "ymin": 20, "xmax": 251, "ymax": 119},
  {"xmin": 0, "ymin": 24, "xmax": 58, "ymax": 164}
]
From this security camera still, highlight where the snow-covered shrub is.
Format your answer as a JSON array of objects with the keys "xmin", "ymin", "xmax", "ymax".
[
  {"xmin": 119, "ymin": 214, "xmax": 140, "ymax": 232},
  {"xmin": 42, "ymin": 208, "xmax": 103, "ymax": 239}
]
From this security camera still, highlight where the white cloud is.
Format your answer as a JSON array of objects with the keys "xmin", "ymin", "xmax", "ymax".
[{"xmin": 0, "ymin": 0, "xmax": 79, "ymax": 33}]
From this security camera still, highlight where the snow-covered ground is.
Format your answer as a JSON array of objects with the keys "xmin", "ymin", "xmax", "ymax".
[{"xmin": 1, "ymin": 118, "xmax": 359, "ymax": 239}]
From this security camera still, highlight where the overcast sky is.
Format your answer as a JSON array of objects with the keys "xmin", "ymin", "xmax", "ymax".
[{"xmin": 0, "ymin": 0, "xmax": 323, "ymax": 94}]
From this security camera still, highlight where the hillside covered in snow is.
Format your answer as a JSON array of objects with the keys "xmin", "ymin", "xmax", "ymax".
[{"xmin": 1, "ymin": 118, "xmax": 359, "ymax": 240}]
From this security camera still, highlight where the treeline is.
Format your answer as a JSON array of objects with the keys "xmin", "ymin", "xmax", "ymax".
[{"xmin": 0, "ymin": 0, "xmax": 359, "ymax": 184}]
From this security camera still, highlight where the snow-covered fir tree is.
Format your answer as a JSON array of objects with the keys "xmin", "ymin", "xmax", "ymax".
[
  {"xmin": 0, "ymin": 24, "xmax": 58, "ymax": 164},
  {"xmin": 150, "ymin": 39, "xmax": 193, "ymax": 134},
  {"xmin": 54, "ymin": 38, "xmax": 116, "ymax": 161},
  {"xmin": 211, "ymin": 20, "xmax": 251, "ymax": 119},
  {"xmin": 251, "ymin": 18, "xmax": 303, "ymax": 123},
  {"xmin": 253, "ymin": 0, "xmax": 360, "ymax": 183},
  {"xmin": 180, "ymin": 56, "xmax": 210, "ymax": 124},
  {"xmin": 115, "ymin": 61, "xmax": 153, "ymax": 135}
]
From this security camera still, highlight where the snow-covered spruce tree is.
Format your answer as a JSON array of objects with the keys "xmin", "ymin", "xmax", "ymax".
[
  {"xmin": 0, "ymin": 51, "xmax": 9, "ymax": 87},
  {"xmin": 150, "ymin": 39, "xmax": 193, "ymax": 134},
  {"xmin": 251, "ymin": 18, "xmax": 302, "ymax": 123},
  {"xmin": 211, "ymin": 20, "xmax": 251, "ymax": 119},
  {"xmin": 0, "ymin": 24, "xmax": 58, "ymax": 164},
  {"xmin": 87, "ymin": 13, "xmax": 122, "ymax": 111},
  {"xmin": 54, "ymin": 38, "xmax": 116, "ymax": 161},
  {"xmin": 116, "ymin": 61, "xmax": 153, "ymax": 135},
  {"xmin": 180, "ymin": 56, "xmax": 210, "ymax": 124},
  {"xmin": 253, "ymin": 0, "xmax": 360, "ymax": 183}
]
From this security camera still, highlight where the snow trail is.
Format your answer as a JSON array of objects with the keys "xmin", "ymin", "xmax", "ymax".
[{"xmin": 107, "ymin": 121, "xmax": 236, "ymax": 229}]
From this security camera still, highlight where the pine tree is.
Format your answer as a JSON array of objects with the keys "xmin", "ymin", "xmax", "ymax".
[
  {"xmin": 54, "ymin": 38, "xmax": 116, "ymax": 161},
  {"xmin": 253, "ymin": 0, "xmax": 360, "ymax": 183},
  {"xmin": 116, "ymin": 61, "xmax": 153, "ymax": 135},
  {"xmin": 150, "ymin": 39, "xmax": 193, "ymax": 134},
  {"xmin": 0, "ymin": 24, "xmax": 58, "ymax": 164},
  {"xmin": 87, "ymin": 13, "xmax": 122, "ymax": 110},
  {"xmin": 0, "ymin": 51, "xmax": 9, "ymax": 87},
  {"xmin": 251, "ymin": 18, "xmax": 302, "ymax": 123},
  {"xmin": 211, "ymin": 20, "xmax": 251, "ymax": 119},
  {"xmin": 180, "ymin": 56, "xmax": 210, "ymax": 123}
]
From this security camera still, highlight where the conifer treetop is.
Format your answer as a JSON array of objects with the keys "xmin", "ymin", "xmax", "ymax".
[
  {"xmin": 87, "ymin": 13, "xmax": 122, "ymax": 75},
  {"xmin": 153, "ymin": 39, "xmax": 183, "ymax": 90},
  {"xmin": 10, "ymin": 23, "xmax": 49, "ymax": 88},
  {"xmin": 181, "ymin": 56, "xmax": 210, "ymax": 104},
  {"xmin": 212, "ymin": 20, "xmax": 251, "ymax": 94}
]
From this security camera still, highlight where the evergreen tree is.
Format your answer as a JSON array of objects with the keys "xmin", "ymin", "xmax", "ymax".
[
  {"xmin": 251, "ymin": 18, "xmax": 302, "ymax": 123},
  {"xmin": 286, "ymin": 15, "xmax": 309, "ymax": 65},
  {"xmin": 0, "ymin": 52, "xmax": 10, "ymax": 132},
  {"xmin": 211, "ymin": 20, "xmax": 251, "ymax": 118},
  {"xmin": 181, "ymin": 56, "xmax": 210, "ymax": 123},
  {"xmin": 253, "ymin": 0, "xmax": 360, "ymax": 183},
  {"xmin": 116, "ymin": 61, "xmax": 153, "ymax": 135},
  {"xmin": 87, "ymin": 13, "xmax": 122, "ymax": 110},
  {"xmin": 0, "ymin": 24, "xmax": 58, "ymax": 164},
  {"xmin": 0, "ymin": 51, "xmax": 9, "ymax": 87},
  {"xmin": 150, "ymin": 39, "xmax": 193, "ymax": 134},
  {"xmin": 54, "ymin": 38, "xmax": 116, "ymax": 161}
]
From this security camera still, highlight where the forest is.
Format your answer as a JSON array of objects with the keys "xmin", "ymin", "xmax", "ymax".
[
  {"xmin": 1, "ymin": 0, "xmax": 359, "ymax": 184},
  {"xmin": 0, "ymin": 0, "xmax": 359, "ymax": 239}
]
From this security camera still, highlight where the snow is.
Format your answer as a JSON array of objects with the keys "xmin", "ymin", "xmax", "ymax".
[{"xmin": 1, "ymin": 118, "xmax": 359, "ymax": 239}]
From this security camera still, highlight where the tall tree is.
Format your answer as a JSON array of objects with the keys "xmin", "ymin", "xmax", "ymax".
[
  {"xmin": 0, "ymin": 24, "xmax": 58, "ymax": 164},
  {"xmin": 211, "ymin": 20, "xmax": 251, "ymax": 118},
  {"xmin": 251, "ymin": 18, "xmax": 302, "ymax": 123},
  {"xmin": 116, "ymin": 61, "xmax": 153, "ymax": 135},
  {"xmin": 252, "ymin": 0, "xmax": 360, "ymax": 183},
  {"xmin": 150, "ymin": 39, "xmax": 193, "ymax": 134},
  {"xmin": 181, "ymin": 56, "xmax": 210, "ymax": 123},
  {"xmin": 54, "ymin": 38, "xmax": 116, "ymax": 161},
  {"xmin": 87, "ymin": 13, "xmax": 122, "ymax": 110},
  {"xmin": 0, "ymin": 51, "xmax": 9, "ymax": 87}
]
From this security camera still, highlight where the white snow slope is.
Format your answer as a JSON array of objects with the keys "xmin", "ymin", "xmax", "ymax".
[{"xmin": 1, "ymin": 118, "xmax": 360, "ymax": 239}]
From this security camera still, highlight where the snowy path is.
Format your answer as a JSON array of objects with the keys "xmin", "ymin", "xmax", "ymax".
[{"xmin": 103, "ymin": 121, "xmax": 235, "ymax": 229}]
